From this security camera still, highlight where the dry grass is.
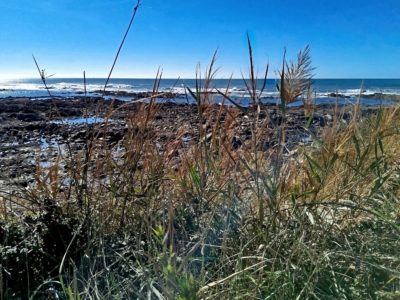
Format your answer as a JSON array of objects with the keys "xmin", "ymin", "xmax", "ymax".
[
  {"xmin": 2, "ymin": 54, "xmax": 399, "ymax": 299},
  {"xmin": 1, "ymin": 7, "xmax": 400, "ymax": 299}
]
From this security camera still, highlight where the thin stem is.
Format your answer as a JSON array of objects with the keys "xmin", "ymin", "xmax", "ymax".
[
  {"xmin": 103, "ymin": 0, "xmax": 141, "ymax": 95},
  {"xmin": 32, "ymin": 55, "xmax": 52, "ymax": 97}
]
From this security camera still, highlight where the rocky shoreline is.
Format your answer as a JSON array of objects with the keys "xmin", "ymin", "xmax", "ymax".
[
  {"xmin": 0, "ymin": 96, "xmax": 382, "ymax": 192},
  {"xmin": 328, "ymin": 92, "xmax": 400, "ymax": 101}
]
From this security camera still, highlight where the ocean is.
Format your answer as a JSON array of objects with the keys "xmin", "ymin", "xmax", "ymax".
[{"xmin": 1, "ymin": 78, "xmax": 400, "ymax": 106}]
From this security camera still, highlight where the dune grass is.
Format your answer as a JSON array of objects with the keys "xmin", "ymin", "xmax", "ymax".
[
  {"xmin": 1, "ymin": 3, "xmax": 400, "ymax": 299},
  {"xmin": 1, "ymin": 45, "xmax": 400, "ymax": 299}
]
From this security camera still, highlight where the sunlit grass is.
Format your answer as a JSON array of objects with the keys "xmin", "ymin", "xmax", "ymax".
[{"xmin": 1, "ymin": 4, "xmax": 400, "ymax": 298}]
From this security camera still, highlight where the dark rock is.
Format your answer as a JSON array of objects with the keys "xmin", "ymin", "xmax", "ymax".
[
  {"xmin": 328, "ymin": 92, "xmax": 351, "ymax": 98},
  {"xmin": 231, "ymin": 136, "xmax": 242, "ymax": 150},
  {"xmin": 313, "ymin": 115, "xmax": 326, "ymax": 127}
]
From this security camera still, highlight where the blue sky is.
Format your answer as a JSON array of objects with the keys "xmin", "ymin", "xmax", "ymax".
[{"xmin": 0, "ymin": 0, "xmax": 399, "ymax": 79}]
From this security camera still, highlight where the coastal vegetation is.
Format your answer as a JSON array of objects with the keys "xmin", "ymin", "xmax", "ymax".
[{"xmin": 1, "ymin": 1, "xmax": 400, "ymax": 299}]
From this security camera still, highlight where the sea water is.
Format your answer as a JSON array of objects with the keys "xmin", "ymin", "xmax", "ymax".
[{"xmin": 1, "ymin": 78, "xmax": 399, "ymax": 106}]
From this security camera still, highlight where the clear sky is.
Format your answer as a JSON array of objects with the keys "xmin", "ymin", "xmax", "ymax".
[{"xmin": 0, "ymin": 0, "xmax": 399, "ymax": 79}]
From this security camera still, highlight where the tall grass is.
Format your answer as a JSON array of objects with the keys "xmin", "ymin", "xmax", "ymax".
[{"xmin": 1, "ymin": 7, "xmax": 400, "ymax": 300}]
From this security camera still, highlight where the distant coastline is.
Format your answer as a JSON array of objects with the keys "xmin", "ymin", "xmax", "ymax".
[{"xmin": 1, "ymin": 79, "xmax": 400, "ymax": 104}]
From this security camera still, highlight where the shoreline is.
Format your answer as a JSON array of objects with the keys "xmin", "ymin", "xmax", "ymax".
[
  {"xmin": 0, "ymin": 96, "xmax": 386, "ymax": 192},
  {"xmin": 0, "ymin": 91, "xmax": 399, "ymax": 106},
  {"xmin": 2, "ymin": 78, "xmax": 400, "ymax": 103}
]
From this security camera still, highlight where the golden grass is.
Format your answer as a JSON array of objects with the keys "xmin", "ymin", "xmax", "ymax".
[{"xmin": 2, "ymin": 32, "xmax": 400, "ymax": 299}]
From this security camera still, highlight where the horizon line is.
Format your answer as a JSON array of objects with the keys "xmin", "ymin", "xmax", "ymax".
[{"xmin": 2, "ymin": 77, "xmax": 400, "ymax": 81}]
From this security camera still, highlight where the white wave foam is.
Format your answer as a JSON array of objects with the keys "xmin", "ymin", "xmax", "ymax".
[{"xmin": 2, "ymin": 80, "xmax": 400, "ymax": 99}]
